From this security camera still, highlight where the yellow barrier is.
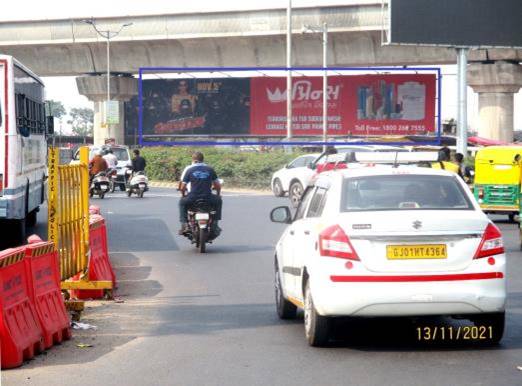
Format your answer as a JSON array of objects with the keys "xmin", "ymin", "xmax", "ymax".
[
  {"xmin": 48, "ymin": 147, "xmax": 90, "ymax": 281},
  {"xmin": 48, "ymin": 147, "xmax": 112, "ymax": 292}
]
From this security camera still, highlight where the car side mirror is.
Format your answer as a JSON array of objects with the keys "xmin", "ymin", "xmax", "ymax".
[
  {"xmin": 270, "ymin": 206, "xmax": 292, "ymax": 224},
  {"xmin": 285, "ymin": 163, "xmax": 292, "ymax": 169},
  {"xmin": 308, "ymin": 163, "xmax": 316, "ymax": 170}
]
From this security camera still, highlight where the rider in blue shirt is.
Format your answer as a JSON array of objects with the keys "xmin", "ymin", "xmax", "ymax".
[{"xmin": 178, "ymin": 152, "xmax": 222, "ymax": 234}]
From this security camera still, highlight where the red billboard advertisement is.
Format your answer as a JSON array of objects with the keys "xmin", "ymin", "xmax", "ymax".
[{"xmin": 250, "ymin": 74, "xmax": 436, "ymax": 136}]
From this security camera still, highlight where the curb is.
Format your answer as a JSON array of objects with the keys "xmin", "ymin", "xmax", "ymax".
[{"xmin": 149, "ymin": 181, "xmax": 271, "ymax": 195}]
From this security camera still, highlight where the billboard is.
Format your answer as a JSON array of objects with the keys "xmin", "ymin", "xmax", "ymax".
[
  {"xmin": 388, "ymin": 0, "xmax": 522, "ymax": 48},
  {"xmin": 135, "ymin": 78, "xmax": 250, "ymax": 136},
  {"xmin": 128, "ymin": 72, "xmax": 438, "ymax": 144},
  {"xmin": 250, "ymin": 74, "xmax": 436, "ymax": 136}
]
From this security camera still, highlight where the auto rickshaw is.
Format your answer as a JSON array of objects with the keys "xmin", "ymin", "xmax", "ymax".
[{"xmin": 474, "ymin": 146, "xmax": 522, "ymax": 222}]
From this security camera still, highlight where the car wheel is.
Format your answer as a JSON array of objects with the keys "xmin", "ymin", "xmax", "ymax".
[
  {"xmin": 472, "ymin": 312, "xmax": 505, "ymax": 344},
  {"xmin": 508, "ymin": 213, "xmax": 516, "ymax": 223},
  {"xmin": 304, "ymin": 280, "xmax": 330, "ymax": 347},
  {"xmin": 289, "ymin": 181, "xmax": 303, "ymax": 208},
  {"xmin": 272, "ymin": 178, "xmax": 285, "ymax": 197},
  {"xmin": 275, "ymin": 260, "xmax": 297, "ymax": 319}
]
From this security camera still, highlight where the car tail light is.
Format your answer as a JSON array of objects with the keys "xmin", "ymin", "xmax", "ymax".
[
  {"xmin": 0, "ymin": 174, "xmax": 3, "ymax": 196},
  {"xmin": 474, "ymin": 223, "xmax": 504, "ymax": 259},
  {"xmin": 478, "ymin": 188, "xmax": 484, "ymax": 199},
  {"xmin": 319, "ymin": 224, "xmax": 359, "ymax": 261}
]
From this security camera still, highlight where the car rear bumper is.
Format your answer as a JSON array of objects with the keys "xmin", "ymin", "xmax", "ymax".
[{"xmin": 311, "ymin": 271, "xmax": 506, "ymax": 317}]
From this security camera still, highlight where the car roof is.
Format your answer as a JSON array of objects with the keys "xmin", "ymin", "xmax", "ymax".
[{"xmin": 321, "ymin": 165, "xmax": 457, "ymax": 180}]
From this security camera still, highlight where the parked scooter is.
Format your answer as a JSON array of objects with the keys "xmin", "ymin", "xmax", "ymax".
[
  {"xmin": 126, "ymin": 170, "xmax": 149, "ymax": 198},
  {"xmin": 90, "ymin": 172, "xmax": 111, "ymax": 199}
]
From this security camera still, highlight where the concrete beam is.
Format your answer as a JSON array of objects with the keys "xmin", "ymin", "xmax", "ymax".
[{"xmin": 2, "ymin": 32, "xmax": 521, "ymax": 76}]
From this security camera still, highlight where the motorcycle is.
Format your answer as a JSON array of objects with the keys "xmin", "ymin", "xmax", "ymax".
[
  {"xmin": 90, "ymin": 172, "xmax": 111, "ymax": 199},
  {"xmin": 182, "ymin": 198, "xmax": 221, "ymax": 253},
  {"xmin": 126, "ymin": 170, "xmax": 149, "ymax": 198}
]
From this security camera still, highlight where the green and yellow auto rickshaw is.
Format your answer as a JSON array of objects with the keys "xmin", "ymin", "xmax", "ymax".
[{"xmin": 474, "ymin": 146, "xmax": 522, "ymax": 222}]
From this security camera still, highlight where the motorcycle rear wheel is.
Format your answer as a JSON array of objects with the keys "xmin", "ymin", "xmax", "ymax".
[{"xmin": 199, "ymin": 229, "xmax": 207, "ymax": 253}]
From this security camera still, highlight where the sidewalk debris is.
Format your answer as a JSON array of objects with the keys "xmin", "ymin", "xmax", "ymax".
[{"xmin": 71, "ymin": 321, "xmax": 98, "ymax": 330}]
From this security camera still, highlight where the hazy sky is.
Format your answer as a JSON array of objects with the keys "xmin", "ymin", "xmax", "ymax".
[{"xmin": 6, "ymin": 0, "xmax": 520, "ymax": 132}]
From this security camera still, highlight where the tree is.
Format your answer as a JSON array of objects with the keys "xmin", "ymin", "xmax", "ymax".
[
  {"xmin": 46, "ymin": 100, "xmax": 66, "ymax": 119},
  {"xmin": 68, "ymin": 107, "xmax": 94, "ymax": 136}
]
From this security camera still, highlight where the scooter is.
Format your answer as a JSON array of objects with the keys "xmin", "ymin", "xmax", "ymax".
[
  {"xmin": 90, "ymin": 172, "xmax": 111, "ymax": 199},
  {"xmin": 126, "ymin": 170, "xmax": 149, "ymax": 198},
  {"xmin": 107, "ymin": 168, "xmax": 118, "ymax": 193}
]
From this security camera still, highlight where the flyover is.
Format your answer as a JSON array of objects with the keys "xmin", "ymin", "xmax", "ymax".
[{"xmin": 0, "ymin": 2, "xmax": 520, "ymax": 143}]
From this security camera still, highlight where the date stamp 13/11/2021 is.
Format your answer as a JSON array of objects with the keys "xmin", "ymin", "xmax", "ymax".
[{"xmin": 416, "ymin": 325, "xmax": 494, "ymax": 342}]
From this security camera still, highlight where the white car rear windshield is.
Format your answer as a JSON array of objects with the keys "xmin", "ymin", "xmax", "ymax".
[{"xmin": 341, "ymin": 175, "xmax": 473, "ymax": 212}]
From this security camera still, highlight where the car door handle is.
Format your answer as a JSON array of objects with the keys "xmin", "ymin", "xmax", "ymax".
[
  {"xmin": 304, "ymin": 230, "xmax": 310, "ymax": 235},
  {"xmin": 289, "ymin": 230, "xmax": 295, "ymax": 235}
]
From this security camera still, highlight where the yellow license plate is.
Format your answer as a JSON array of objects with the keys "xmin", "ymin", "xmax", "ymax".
[{"xmin": 386, "ymin": 244, "xmax": 447, "ymax": 260}]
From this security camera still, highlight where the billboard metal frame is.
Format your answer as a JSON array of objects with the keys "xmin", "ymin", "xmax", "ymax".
[
  {"xmin": 138, "ymin": 66, "xmax": 442, "ymax": 147},
  {"xmin": 384, "ymin": 0, "xmax": 522, "ymax": 49}
]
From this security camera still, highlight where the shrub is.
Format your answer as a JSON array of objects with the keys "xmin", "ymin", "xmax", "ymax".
[{"xmin": 140, "ymin": 147, "xmax": 306, "ymax": 189}]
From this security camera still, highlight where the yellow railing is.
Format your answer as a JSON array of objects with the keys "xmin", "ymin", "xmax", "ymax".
[{"xmin": 48, "ymin": 147, "xmax": 90, "ymax": 281}]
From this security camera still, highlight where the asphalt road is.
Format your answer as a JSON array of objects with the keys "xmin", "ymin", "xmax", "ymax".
[{"xmin": 3, "ymin": 188, "xmax": 522, "ymax": 386}]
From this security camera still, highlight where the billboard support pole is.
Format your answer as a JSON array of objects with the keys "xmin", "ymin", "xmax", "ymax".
[
  {"xmin": 286, "ymin": 0, "xmax": 293, "ymax": 152},
  {"xmin": 456, "ymin": 47, "xmax": 468, "ymax": 156},
  {"xmin": 322, "ymin": 23, "xmax": 328, "ymax": 152}
]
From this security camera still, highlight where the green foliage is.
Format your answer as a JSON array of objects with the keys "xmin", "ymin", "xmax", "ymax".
[
  {"xmin": 68, "ymin": 107, "xmax": 94, "ymax": 136},
  {"xmin": 140, "ymin": 147, "xmax": 307, "ymax": 189},
  {"xmin": 46, "ymin": 100, "xmax": 66, "ymax": 119}
]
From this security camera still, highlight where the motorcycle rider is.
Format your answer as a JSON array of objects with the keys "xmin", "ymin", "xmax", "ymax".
[
  {"xmin": 178, "ymin": 151, "xmax": 222, "ymax": 234},
  {"xmin": 89, "ymin": 150, "xmax": 108, "ymax": 183},
  {"xmin": 103, "ymin": 148, "xmax": 118, "ymax": 169},
  {"xmin": 131, "ymin": 149, "xmax": 147, "ymax": 172}
]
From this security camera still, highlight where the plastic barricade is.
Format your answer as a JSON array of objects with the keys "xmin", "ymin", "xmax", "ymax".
[
  {"xmin": 25, "ymin": 238, "xmax": 71, "ymax": 349},
  {"xmin": 0, "ymin": 247, "xmax": 44, "ymax": 369},
  {"xmin": 71, "ymin": 216, "xmax": 116, "ymax": 299}
]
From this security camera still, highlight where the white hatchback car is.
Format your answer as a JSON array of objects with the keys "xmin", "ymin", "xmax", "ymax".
[{"xmin": 270, "ymin": 166, "xmax": 506, "ymax": 346}]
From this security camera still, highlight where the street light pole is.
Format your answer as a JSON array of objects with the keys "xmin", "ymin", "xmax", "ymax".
[
  {"xmin": 83, "ymin": 19, "xmax": 132, "ymax": 143},
  {"xmin": 286, "ymin": 0, "xmax": 293, "ymax": 144},
  {"xmin": 303, "ymin": 23, "xmax": 329, "ymax": 152}
]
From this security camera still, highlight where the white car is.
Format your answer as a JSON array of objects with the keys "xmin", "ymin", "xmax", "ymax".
[
  {"xmin": 271, "ymin": 154, "xmax": 319, "ymax": 200},
  {"xmin": 272, "ymin": 146, "xmax": 409, "ymax": 207},
  {"xmin": 270, "ymin": 166, "xmax": 506, "ymax": 346}
]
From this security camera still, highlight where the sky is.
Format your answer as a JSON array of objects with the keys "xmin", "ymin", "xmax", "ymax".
[{"xmin": 6, "ymin": 0, "xmax": 521, "ymax": 133}]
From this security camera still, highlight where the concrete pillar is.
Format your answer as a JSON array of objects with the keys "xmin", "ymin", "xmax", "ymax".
[
  {"xmin": 468, "ymin": 61, "xmax": 522, "ymax": 142},
  {"xmin": 76, "ymin": 75, "xmax": 138, "ymax": 146}
]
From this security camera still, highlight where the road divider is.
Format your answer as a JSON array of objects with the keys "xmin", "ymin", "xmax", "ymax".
[
  {"xmin": 0, "ymin": 246, "xmax": 44, "ymax": 369},
  {"xmin": 69, "ymin": 215, "xmax": 116, "ymax": 300},
  {"xmin": 25, "ymin": 237, "xmax": 72, "ymax": 349}
]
